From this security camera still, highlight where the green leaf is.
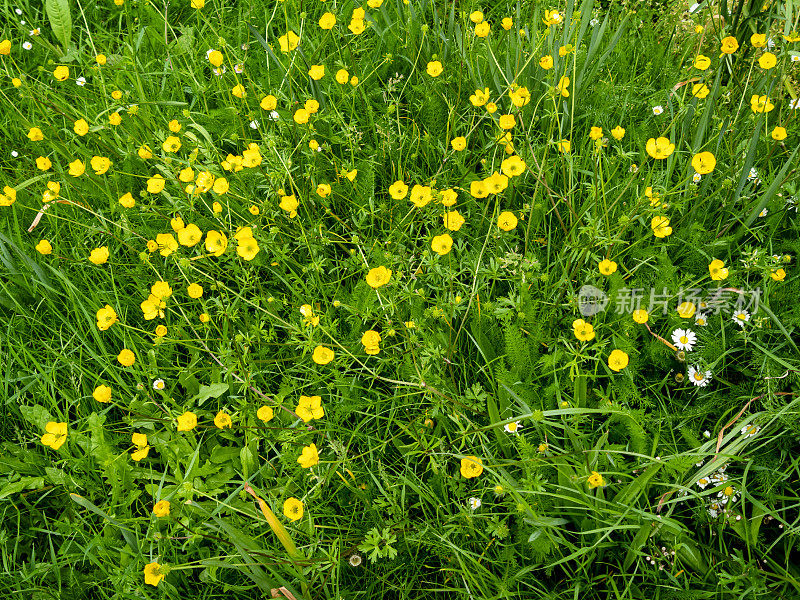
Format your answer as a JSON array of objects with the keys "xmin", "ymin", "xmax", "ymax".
[
  {"xmin": 195, "ymin": 382, "xmax": 229, "ymax": 404},
  {"xmin": 45, "ymin": 0, "xmax": 73, "ymax": 51},
  {"xmin": 19, "ymin": 404, "xmax": 53, "ymax": 430}
]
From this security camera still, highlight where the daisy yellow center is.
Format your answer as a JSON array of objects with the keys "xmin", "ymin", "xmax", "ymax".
[
  {"xmin": 680, "ymin": 336, "xmax": 688, "ymax": 344},
  {"xmin": 507, "ymin": 422, "xmax": 518, "ymax": 432},
  {"xmin": 694, "ymin": 372, "xmax": 704, "ymax": 381}
]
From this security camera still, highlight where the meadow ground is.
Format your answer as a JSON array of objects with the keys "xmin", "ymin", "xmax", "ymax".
[{"xmin": 1, "ymin": 0, "xmax": 800, "ymax": 598}]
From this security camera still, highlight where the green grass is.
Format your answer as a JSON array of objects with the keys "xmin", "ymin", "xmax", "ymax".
[{"xmin": 2, "ymin": 0, "xmax": 800, "ymax": 598}]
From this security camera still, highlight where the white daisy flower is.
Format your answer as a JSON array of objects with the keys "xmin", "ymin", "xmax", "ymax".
[
  {"xmin": 708, "ymin": 500, "xmax": 724, "ymax": 517},
  {"xmin": 30, "ymin": 28, "xmax": 40, "ymax": 36},
  {"xmin": 671, "ymin": 328, "xmax": 697, "ymax": 351},
  {"xmin": 740, "ymin": 424, "xmax": 759, "ymax": 437},
  {"xmin": 590, "ymin": 18, "xmax": 599, "ymax": 26},
  {"xmin": 717, "ymin": 485, "xmax": 738, "ymax": 504},
  {"xmin": 468, "ymin": 497, "xmax": 482, "ymax": 510},
  {"xmin": 76, "ymin": 76, "xmax": 87, "ymax": 86},
  {"xmin": 766, "ymin": 38, "xmax": 775, "ymax": 48},
  {"xmin": 692, "ymin": 172, "xmax": 702, "ymax": 182},
  {"xmin": 234, "ymin": 63, "xmax": 244, "ymax": 73},
  {"xmin": 694, "ymin": 313, "xmax": 708, "ymax": 327},
  {"xmin": 22, "ymin": 41, "xmax": 32, "ymax": 50},
  {"xmin": 504, "ymin": 421, "xmax": 522, "ymax": 435},
  {"xmin": 711, "ymin": 471, "xmax": 728, "ymax": 483},
  {"xmin": 15, "ymin": 8, "xmax": 23, "ymax": 15},
  {"xmin": 214, "ymin": 65, "xmax": 227, "ymax": 76},
  {"xmin": 732, "ymin": 310, "xmax": 750, "ymax": 327},
  {"xmin": 688, "ymin": 365, "xmax": 712, "ymax": 387},
  {"xmin": 249, "ymin": 120, "xmax": 260, "ymax": 129},
  {"xmin": 696, "ymin": 476, "xmax": 710, "ymax": 489},
  {"xmin": 759, "ymin": 208, "xmax": 768, "ymax": 217},
  {"xmin": 153, "ymin": 378, "xmax": 165, "ymax": 390},
  {"xmin": 793, "ymin": 55, "xmax": 800, "ymax": 63},
  {"xmin": 653, "ymin": 105, "xmax": 664, "ymax": 115},
  {"xmin": 11, "ymin": 151, "xmax": 19, "ymax": 157},
  {"xmin": 269, "ymin": 110, "xmax": 279, "ymax": 120},
  {"xmin": 790, "ymin": 98, "xmax": 800, "ymax": 109}
]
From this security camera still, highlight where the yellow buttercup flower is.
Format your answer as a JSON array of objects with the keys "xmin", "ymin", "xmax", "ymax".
[
  {"xmin": 93, "ymin": 384, "xmax": 111, "ymax": 403},
  {"xmin": 279, "ymin": 30, "xmax": 300, "ymax": 53},
  {"xmin": 312, "ymin": 345, "xmax": 334, "ymax": 365},
  {"xmin": 143, "ymin": 562, "xmax": 165, "ymax": 587},
  {"xmin": 118, "ymin": 349, "xmax": 136, "ymax": 367},
  {"xmin": 89, "ymin": 247, "xmax": 110, "ymax": 265},
  {"xmin": 497, "ymin": 211, "xmax": 518, "ymax": 231},
  {"xmin": 176, "ymin": 411, "xmax": 198, "ymax": 431},
  {"xmin": 283, "ymin": 497, "xmax": 304, "ymax": 521},
  {"xmin": 587, "ymin": 471, "xmax": 605, "ymax": 489},
  {"xmin": 460, "ymin": 456, "xmax": 483, "ymax": 478},
  {"xmin": 426, "ymin": 61, "xmax": 443, "ymax": 77},
  {"xmin": 431, "ymin": 233, "xmax": 453, "ymax": 256},
  {"xmin": 608, "ymin": 349, "xmax": 629, "ymax": 372},
  {"xmin": 298, "ymin": 443, "xmax": 320, "ymax": 468},
  {"xmin": 153, "ymin": 500, "xmax": 170, "ymax": 517},
  {"xmin": 572, "ymin": 318, "xmax": 595, "ymax": 342},
  {"xmin": 692, "ymin": 151, "xmax": 716, "ymax": 174},
  {"xmin": 214, "ymin": 411, "xmax": 232, "ymax": 429},
  {"xmin": 720, "ymin": 36, "xmax": 739, "ymax": 54},
  {"xmin": 598, "ymin": 259, "xmax": 617, "ymax": 275},
  {"xmin": 708, "ymin": 259, "xmax": 729, "ymax": 281},
  {"xmin": 41, "ymin": 422, "xmax": 68, "ymax": 450},
  {"xmin": 646, "ymin": 137, "xmax": 675, "ymax": 160},
  {"xmin": 366, "ymin": 265, "xmax": 392, "ymax": 288}
]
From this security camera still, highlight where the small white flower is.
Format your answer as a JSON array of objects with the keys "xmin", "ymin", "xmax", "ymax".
[
  {"xmin": 748, "ymin": 167, "xmax": 759, "ymax": 180},
  {"xmin": 348, "ymin": 554, "xmax": 362, "ymax": 567},
  {"xmin": 214, "ymin": 65, "xmax": 227, "ymax": 76},
  {"xmin": 740, "ymin": 424, "xmax": 760, "ymax": 437},
  {"xmin": 15, "ymin": 8, "xmax": 23, "ymax": 15},
  {"xmin": 20, "ymin": 19, "xmax": 26, "ymax": 25},
  {"xmin": 696, "ymin": 476, "xmax": 710, "ymax": 489},
  {"xmin": 703, "ymin": 430, "xmax": 711, "ymax": 438},
  {"xmin": 790, "ymin": 98, "xmax": 800, "ymax": 109},
  {"xmin": 688, "ymin": 365, "xmax": 712, "ymax": 387},
  {"xmin": 793, "ymin": 55, "xmax": 800, "ymax": 63},
  {"xmin": 76, "ymin": 76, "xmax": 87, "ymax": 86},
  {"xmin": 504, "ymin": 421, "xmax": 522, "ymax": 435},
  {"xmin": 29, "ymin": 29, "xmax": 39, "ymax": 36},
  {"xmin": 711, "ymin": 471, "xmax": 728, "ymax": 483},
  {"xmin": 249, "ymin": 120, "xmax": 260, "ymax": 129},
  {"xmin": 653, "ymin": 105, "xmax": 664, "ymax": 115},
  {"xmin": 22, "ymin": 41, "xmax": 32, "ymax": 50},
  {"xmin": 671, "ymin": 328, "xmax": 697, "ymax": 351},
  {"xmin": 241, "ymin": 44, "xmax": 249, "ymax": 51},
  {"xmin": 269, "ymin": 110, "xmax": 279, "ymax": 120},
  {"xmin": 692, "ymin": 172, "xmax": 702, "ymax": 182},
  {"xmin": 468, "ymin": 497, "xmax": 482, "ymax": 510},
  {"xmin": 153, "ymin": 378, "xmax": 165, "ymax": 390},
  {"xmin": 590, "ymin": 18, "xmax": 599, "ymax": 26},
  {"xmin": 11, "ymin": 151, "xmax": 19, "ymax": 157},
  {"xmin": 732, "ymin": 310, "xmax": 750, "ymax": 327},
  {"xmin": 759, "ymin": 208, "xmax": 768, "ymax": 217},
  {"xmin": 234, "ymin": 63, "xmax": 244, "ymax": 73},
  {"xmin": 766, "ymin": 38, "xmax": 775, "ymax": 48},
  {"xmin": 695, "ymin": 313, "xmax": 708, "ymax": 327}
]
